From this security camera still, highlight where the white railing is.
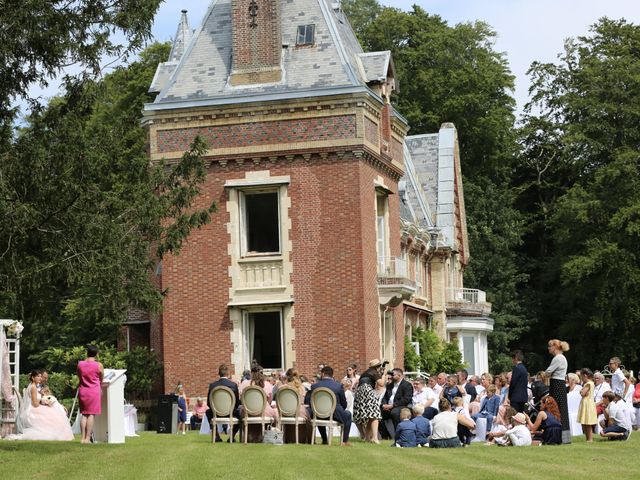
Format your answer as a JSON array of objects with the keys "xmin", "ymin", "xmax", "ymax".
[
  {"xmin": 448, "ymin": 288, "xmax": 486, "ymax": 304},
  {"xmin": 238, "ymin": 259, "xmax": 284, "ymax": 288},
  {"xmin": 377, "ymin": 257, "xmax": 408, "ymax": 278}
]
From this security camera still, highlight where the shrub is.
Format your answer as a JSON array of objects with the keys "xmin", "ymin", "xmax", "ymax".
[{"xmin": 405, "ymin": 327, "xmax": 465, "ymax": 374}]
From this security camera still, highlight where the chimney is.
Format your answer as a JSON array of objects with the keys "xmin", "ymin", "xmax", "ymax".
[{"xmin": 230, "ymin": 0, "xmax": 283, "ymax": 86}]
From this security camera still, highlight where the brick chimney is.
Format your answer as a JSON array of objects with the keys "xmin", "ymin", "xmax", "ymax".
[{"xmin": 230, "ymin": 0, "xmax": 282, "ymax": 86}]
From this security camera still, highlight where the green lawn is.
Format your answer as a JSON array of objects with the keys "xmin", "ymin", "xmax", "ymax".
[{"xmin": 0, "ymin": 431, "xmax": 636, "ymax": 479}]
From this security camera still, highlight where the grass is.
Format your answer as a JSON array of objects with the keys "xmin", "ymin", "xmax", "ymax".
[{"xmin": 1, "ymin": 431, "xmax": 637, "ymax": 479}]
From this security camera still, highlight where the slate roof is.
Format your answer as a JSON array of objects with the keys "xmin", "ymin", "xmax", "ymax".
[
  {"xmin": 148, "ymin": 0, "xmax": 395, "ymax": 108},
  {"xmin": 149, "ymin": 10, "xmax": 194, "ymax": 93}
]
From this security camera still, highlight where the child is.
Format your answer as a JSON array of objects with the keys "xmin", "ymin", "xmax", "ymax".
[
  {"xmin": 341, "ymin": 378, "xmax": 354, "ymax": 413},
  {"xmin": 394, "ymin": 408, "xmax": 417, "ymax": 447},
  {"xmin": 600, "ymin": 391, "xmax": 631, "ymax": 440},
  {"xmin": 176, "ymin": 385, "xmax": 187, "ymax": 435},
  {"xmin": 411, "ymin": 404, "xmax": 431, "ymax": 446},
  {"xmin": 488, "ymin": 412, "xmax": 531, "ymax": 446},
  {"xmin": 452, "ymin": 396, "xmax": 475, "ymax": 446},
  {"xmin": 472, "ymin": 384, "xmax": 500, "ymax": 433}
]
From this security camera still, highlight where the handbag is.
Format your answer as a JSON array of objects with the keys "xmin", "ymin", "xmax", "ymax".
[{"xmin": 262, "ymin": 426, "xmax": 283, "ymax": 445}]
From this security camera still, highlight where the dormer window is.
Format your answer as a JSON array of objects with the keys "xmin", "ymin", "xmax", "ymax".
[{"xmin": 296, "ymin": 24, "xmax": 315, "ymax": 46}]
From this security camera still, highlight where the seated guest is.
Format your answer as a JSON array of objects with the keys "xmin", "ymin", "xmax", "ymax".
[
  {"xmin": 494, "ymin": 374, "xmax": 508, "ymax": 403},
  {"xmin": 246, "ymin": 364, "xmax": 278, "ymax": 422},
  {"xmin": 412, "ymin": 377, "xmax": 438, "ymax": 420},
  {"xmin": 440, "ymin": 374, "xmax": 464, "ymax": 405},
  {"xmin": 525, "ymin": 394, "xmax": 562, "ymax": 445},
  {"xmin": 207, "ymin": 364, "xmax": 241, "ymax": 442},
  {"xmin": 394, "ymin": 408, "xmax": 417, "ymax": 447},
  {"xmin": 452, "ymin": 396, "xmax": 475, "ymax": 446},
  {"xmin": 380, "ymin": 368, "xmax": 413, "ymax": 437},
  {"xmin": 489, "ymin": 412, "xmax": 532, "ymax": 446},
  {"xmin": 486, "ymin": 406, "xmax": 517, "ymax": 444},
  {"xmin": 530, "ymin": 371, "xmax": 550, "ymax": 408},
  {"xmin": 470, "ymin": 373, "xmax": 493, "ymax": 415},
  {"xmin": 567, "ymin": 373, "xmax": 582, "ymax": 393},
  {"xmin": 305, "ymin": 365, "xmax": 353, "ymax": 446},
  {"xmin": 457, "ymin": 369, "xmax": 477, "ymax": 403},
  {"xmin": 411, "ymin": 404, "xmax": 431, "ymax": 446},
  {"xmin": 600, "ymin": 391, "xmax": 631, "ymax": 440},
  {"xmin": 430, "ymin": 398, "xmax": 474, "ymax": 448},
  {"xmin": 472, "ymin": 384, "xmax": 500, "ymax": 433},
  {"xmin": 190, "ymin": 397, "xmax": 208, "ymax": 430}
]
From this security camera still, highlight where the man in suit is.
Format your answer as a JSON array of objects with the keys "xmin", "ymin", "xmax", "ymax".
[
  {"xmin": 457, "ymin": 369, "xmax": 477, "ymax": 403},
  {"xmin": 380, "ymin": 368, "xmax": 413, "ymax": 438},
  {"xmin": 305, "ymin": 365, "xmax": 352, "ymax": 446},
  {"xmin": 207, "ymin": 364, "xmax": 241, "ymax": 442},
  {"xmin": 508, "ymin": 350, "xmax": 529, "ymax": 413}
]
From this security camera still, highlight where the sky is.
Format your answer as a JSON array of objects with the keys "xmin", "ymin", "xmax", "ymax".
[{"xmin": 150, "ymin": 0, "xmax": 640, "ymax": 114}]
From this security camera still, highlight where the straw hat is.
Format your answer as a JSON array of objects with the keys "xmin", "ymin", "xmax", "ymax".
[{"xmin": 368, "ymin": 358, "xmax": 382, "ymax": 368}]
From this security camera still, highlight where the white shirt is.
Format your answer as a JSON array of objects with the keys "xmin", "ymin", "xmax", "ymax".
[
  {"xmin": 388, "ymin": 382, "xmax": 400, "ymax": 405},
  {"xmin": 475, "ymin": 385, "xmax": 486, "ymax": 396},
  {"xmin": 612, "ymin": 368, "xmax": 626, "ymax": 397},
  {"xmin": 431, "ymin": 411, "xmax": 458, "ymax": 440},
  {"xmin": 608, "ymin": 399, "xmax": 631, "ymax": 431},
  {"xmin": 505, "ymin": 424, "xmax": 532, "ymax": 446},
  {"xmin": 594, "ymin": 381, "xmax": 611, "ymax": 403},
  {"xmin": 433, "ymin": 383, "xmax": 444, "ymax": 395}
]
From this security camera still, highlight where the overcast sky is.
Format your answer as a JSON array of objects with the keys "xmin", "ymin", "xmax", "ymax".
[{"xmin": 151, "ymin": 0, "xmax": 640, "ymax": 114}]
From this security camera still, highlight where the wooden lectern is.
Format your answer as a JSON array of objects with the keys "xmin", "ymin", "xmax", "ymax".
[{"xmin": 94, "ymin": 368, "xmax": 127, "ymax": 444}]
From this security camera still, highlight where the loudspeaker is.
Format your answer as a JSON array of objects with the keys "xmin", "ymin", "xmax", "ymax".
[{"xmin": 157, "ymin": 394, "xmax": 178, "ymax": 434}]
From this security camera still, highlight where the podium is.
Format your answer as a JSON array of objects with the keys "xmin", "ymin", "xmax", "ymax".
[{"xmin": 94, "ymin": 369, "xmax": 127, "ymax": 444}]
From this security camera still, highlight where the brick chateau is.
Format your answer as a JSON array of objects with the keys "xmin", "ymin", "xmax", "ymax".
[{"xmin": 129, "ymin": 1, "xmax": 493, "ymax": 395}]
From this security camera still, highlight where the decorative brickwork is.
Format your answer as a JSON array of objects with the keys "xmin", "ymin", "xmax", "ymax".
[
  {"xmin": 156, "ymin": 115, "xmax": 357, "ymax": 153},
  {"xmin": 230, "ymin": 0, "xmax": 282, "ymax": 85},
  {"xmin": 365, "ymin": 116, "xmax": 380, "ymax": 146}
]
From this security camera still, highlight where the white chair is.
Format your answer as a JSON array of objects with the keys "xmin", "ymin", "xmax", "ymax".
[
  {"xmin": 275, "ymin": 386, "xmax": 306, "ymax": 444},
  {"xmin": 241, "ymin": 386, "xmax": 274, "ymax": 444},
  {"xmin": 309, "ymin": 387, "xmax": 343, "ymax": 446},
  {"xmin": 208, "ymin": 386, "xmax": 238, "ymax": 444}
]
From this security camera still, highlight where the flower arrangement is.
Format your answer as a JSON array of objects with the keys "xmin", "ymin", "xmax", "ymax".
[{"xmin": 6, "ymin": 320, "xmax": 24, "ymax": 337}]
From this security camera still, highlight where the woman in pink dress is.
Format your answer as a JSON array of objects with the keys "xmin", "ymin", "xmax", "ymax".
[{"xmin": 77, "ymin": 345, "xmax": 104, "ymax": 444}]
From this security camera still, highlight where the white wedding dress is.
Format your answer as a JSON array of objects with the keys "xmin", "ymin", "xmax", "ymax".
[{"xmin": 7, "ymin": 383, "xmax": 74, "ymax": 441}]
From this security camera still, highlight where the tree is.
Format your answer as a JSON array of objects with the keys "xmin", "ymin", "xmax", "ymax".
[
  {"xmin": 0, "ymin": 43, "xmax": 215, "ymax": 363},
  {"xmin": 517, "ymin": 18, "xmax": 640, "ymax": 370},
  {"xmin": 341, "ymin": 0, "xmax": 381, "ymax": 43},
  {"xmin": 351, "ymin": 4, "xmax": 529, "ymax": 370},
  {"xmin": 0, "ymin": 0, "xmax": 163, "ymax": 120}
]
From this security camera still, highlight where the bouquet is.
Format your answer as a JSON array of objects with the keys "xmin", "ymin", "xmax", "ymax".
[{"xmin": 7, "ymin": 321, "xmax": 24, "ymax": 337}]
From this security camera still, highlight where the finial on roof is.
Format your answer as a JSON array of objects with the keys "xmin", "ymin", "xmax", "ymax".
[{"xmin": 168, "ymin": 9, "xmax": 194, "ymax": 63}]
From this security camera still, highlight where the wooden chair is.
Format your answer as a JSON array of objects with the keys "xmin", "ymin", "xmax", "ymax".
[
  {"xmin": 208, "ymin": 386, "xmax": 237, "ymax": 444},
  {"xmin": 240, "ymin": 386, "xmax": 274, "ymax": 444},
  {"xmin": 275, "ymin": 386, "xmax": 306, "ymax": 444},
  {"xmin": 309, "ymin": 387, "xmax": 343, "ymax": 445}
]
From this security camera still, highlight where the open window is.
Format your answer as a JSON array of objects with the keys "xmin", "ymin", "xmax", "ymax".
[
  {"xmin": 240, "ymin": 189, "xmax": 281, "ymax": 256},
  {"xmin": 243, "ymin": 310, "xmax": 284, "ymax": 370}
]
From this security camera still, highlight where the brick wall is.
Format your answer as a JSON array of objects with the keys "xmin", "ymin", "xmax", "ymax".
[
  {"xmin": 157, "ymin": 151, "xmax": 402, "ymax": 396},
  {"xmin": 156, "ymin": 115, "xmax": 357, "ymax": 154}
]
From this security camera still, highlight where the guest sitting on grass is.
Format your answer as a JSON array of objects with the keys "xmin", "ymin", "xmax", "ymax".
[
  {"xmin": 525, "ymin": 394, "xmax": 562, "ymax": 445},
  {"xmin": 394, "ymin": 408, "xmax": 417, "ymax": 448},
  {"xmin": 452, "ymin": 396, "xmax": 475, "ymax": 447},
  {"xmin": 486, "ymin": 406, "xmax": 517, "ymax": 444},
  {"xmin": 487, "ymin": 412, "xmax": 532, "ymax": 446},
  {"xmin": 411, "ymin": 404, "xmax": 431, "ymax": 446},
  {"xmin": 429, "ymin": 398, "xmax": 474, "ymax": 448},
  {"xmin": 600, "ymin": 391, "xmax": 631, "ymax": 441}
]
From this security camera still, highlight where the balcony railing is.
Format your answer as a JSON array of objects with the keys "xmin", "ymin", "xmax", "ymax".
[
  {"xmin": 238, "ymin": 258, "xmax": 284, "ymax": 288},
  {"xmin": 448, "ymin": 288, "xmax": 486, "ymax": 304},
  {"xmin": 378, "ymin": 257, "xmax": 408, "ymax": 277},
  {"xmin": 446, "ymin": 288, "xmax": 491, "ymax": 316}
]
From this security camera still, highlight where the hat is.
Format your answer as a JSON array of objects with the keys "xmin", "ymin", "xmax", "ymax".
[
  {"xmin": 513, "ymin": 413, "xmax": 527, "ymax": 425},
  {"xmin": 368, "ymin": 359, "xmax": 382, "ymax": 368}
]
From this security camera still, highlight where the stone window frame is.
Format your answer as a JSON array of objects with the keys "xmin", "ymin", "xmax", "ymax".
[{"xmin": 238, "ymin": 187, "xmax": 282, "ymax": 257}]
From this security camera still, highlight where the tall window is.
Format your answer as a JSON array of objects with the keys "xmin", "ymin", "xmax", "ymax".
[
  {"xmin": 240, "ymin": 190, "xmax": 280, "ymax": 256},
  {"xmin": 243, "ymin": 310, "xmax": 283, "ymax": 370},
  {"xmin": 376, "ymin": 194, "xmax": 389, "ymax": 272}
]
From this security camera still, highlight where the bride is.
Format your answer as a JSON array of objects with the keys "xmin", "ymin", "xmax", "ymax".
[{"xmin": 9, "ymin": 370, "xmax": 74, "ymax": 441}]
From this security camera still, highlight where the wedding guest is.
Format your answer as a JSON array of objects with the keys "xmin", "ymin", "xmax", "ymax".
[
  {"xmin": 190, "ymin": 397, "xmax": 208, "ymax": 430},
  {"xmin": 526, "ymin": 395, "xmax": 562, "ymax": 445},
  {"xmin": 343, "ymin": 364, "xmax": 359, "ymax": 392},
  {"xmin": 577, "ymin": 368, "xmax": 597, "ymax": 442},
  {"xmin": 353, "ymin": 359, "xmax": 383, "ymax": 444},
  {"xmin": 489, "ymin": 412, "xmax": 531, "ymax": 446},
  {"xmin": 176, "ymin": 385, "xmax": 187, "ymax": 435},
  {"xmin": 545, "ymin": 339, "xmax": 571, "ymax": 444},
  {"xmin": 78, "ymin": 345, "xmax": 104, "ymax": 444},
  {"xmin": 429, "ymin": 398, "xmax": 474, "ymax": 448},
  {"xmin": 393, "ymin": 408, "xmax": 417, "ymax": 448},
  {"xmin": 411, "ymin": 404, "xmax": 431, "ymax": 446},
  {"xmin": 600, "ymin": 391, "xmax": 631, "ymax": 440}
]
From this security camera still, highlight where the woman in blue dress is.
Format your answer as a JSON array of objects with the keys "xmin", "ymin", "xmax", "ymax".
[{"xmin": 526, "ymin": 395, "xmax": 562, "ymax": 445}]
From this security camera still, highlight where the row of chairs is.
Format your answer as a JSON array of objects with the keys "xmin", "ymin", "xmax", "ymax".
[{"xmin": 209, "ymin": 385, "xmax": 343, "ymax": 445}]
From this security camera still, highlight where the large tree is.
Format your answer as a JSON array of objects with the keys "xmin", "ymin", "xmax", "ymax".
[
  {"xmin": 517, "ymin": 18, "xmax": 640, "ymax": 370},
  {"xmin": 350, "ymin": 4, "xmax": 528, "ymax": 371},
  {"xmin": 0, "ymin": 43, "xmax": 215, "ymax": 361},
  {"xmin": 0, "ymin": 0, "xmax": 162, "ymax": 120}
]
